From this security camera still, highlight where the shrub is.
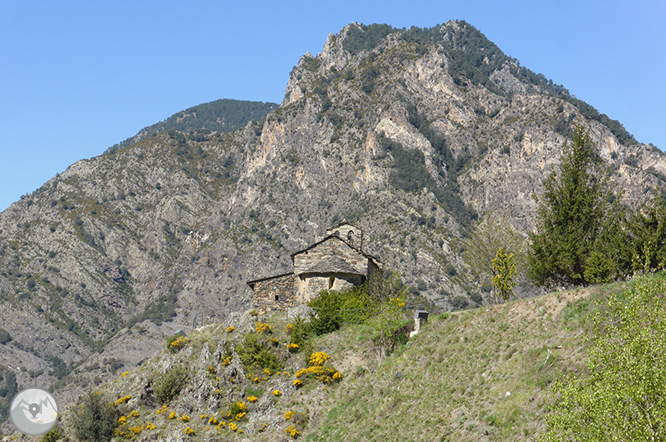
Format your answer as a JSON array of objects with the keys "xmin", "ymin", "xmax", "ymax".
[
  {"xmin": 41, "ymin": 426, "xmax": 63, "ymax": 442},
  {"xmin": 0, "ymin": 328, "xmax": 12, "ymax": 344},
  {"xmin": 451, "ymin": 296, "xmax": 469, "ymax": 310},
  {"xmin": 308, "ymin": 291, "xmax": 342, "ymax": 335},
  {"xmin": 584, "ymin": 251, "xmax": 615, "ymax": 284},
  {"xmin": 288, "ymin": 315, "xmax": 310, "ymax": 348},
  {"xmin": 237, "ymin": 332, "xmax": 281, "ymax": 372},
  {"xmin": 308, "ymin": 284, "xmax": 375, "ymax": 334},
  {"xmin": 70, "ymin": 391, "xmax": 119, "ymax": 442},
  {"xmin": 153, "ymin": 365, "xmax": 188, "ymax": 405},
  {"xmin": 295, "ymin": 351, "xmax": 342, "ymax": 385},
  {"xmin": 166, "ymin": 334, "xmax": 187, "ymax": 353}
]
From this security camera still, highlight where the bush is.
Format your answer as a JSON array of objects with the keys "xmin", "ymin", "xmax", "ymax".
[
  {"xmin": 70, "ymin": 391, "xmax": 119, "ymax": 442},
  {"xmin": 237, "ymin": 332, "xmax": 282, "ymax": 372},
  {"xmin": 41, "ymin": 426, "xmax": 63, "ymax": 442},
  {"xmin": 153, "ymin": 365, "xmax": 188, "ymax": 405},
  {"xmin": 584, "ymin": 251, "xmax": 615, "ymax": 284},
  {"xmin": 308, "ymin": 284, "xmax": 375, "ymax": 334},
  {"xmin": 288, "ymin": 315, "xmax": 311, "ymax": 348},
  {"xmin": 308, "ymin": 291, "xmax": 343, "ymax": 335},
  {"xmin": 0, "ymin": 328, "xmax": 11, "ymax": 344},
  {"xmin": 166, "ymin": 334, "xmax": 187, "ymax": 353},
  {"xmin": 451, "ymin": 296, "xmax": 469, "ymax": 310}
]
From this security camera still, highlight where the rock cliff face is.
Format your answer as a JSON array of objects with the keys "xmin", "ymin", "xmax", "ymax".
[{"xmin": 0, "ymin": 21, "xmax": 663, "ymax": 420}]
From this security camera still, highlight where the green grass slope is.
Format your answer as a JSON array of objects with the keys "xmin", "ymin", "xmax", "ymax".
[{"xmin": 306, "ymin": 280, "xmax": 636, "ymax": 441}]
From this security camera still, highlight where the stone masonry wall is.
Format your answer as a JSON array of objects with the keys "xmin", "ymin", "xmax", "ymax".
[
  {"xmin": 252, "ymin": 274, "xmax": 295, "ymax": 315},
  {"xmin": 366, "ymin": 259, "xmax": 382, "ymax": 297},
  {"xmin": 326, "ymin": 224, "xmax": 363, "ymax": 251},
  {"xmin": 295, "ymin": 273, "xmax": 363, "ymax": 303}
]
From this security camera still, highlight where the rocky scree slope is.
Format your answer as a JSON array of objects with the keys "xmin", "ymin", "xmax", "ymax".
[{"xmin": 0, "ymin": 20, "xmax": 664, "ymax": 423}]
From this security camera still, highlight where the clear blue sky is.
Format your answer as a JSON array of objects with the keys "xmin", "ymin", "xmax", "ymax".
[{"xmin": 1, "ymin": 0, "xmax": 664, "ymax": 212}]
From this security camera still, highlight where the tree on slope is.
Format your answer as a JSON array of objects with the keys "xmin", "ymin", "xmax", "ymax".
[
  {"xmin": 628, "ymin": 192, "xmax": 666, "ymax": 273},
  {"xmin": 465, "ymin": 212, "xmax": 526, "ymax": 297},
  {"xmin": 528, "ymin": 126, "xmax": 616, "ymax": 285}
]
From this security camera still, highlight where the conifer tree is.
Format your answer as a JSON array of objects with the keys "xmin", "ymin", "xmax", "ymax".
[
  {"xmin": 628, "ymin": 192, "xmax": 666, "ymax": 273},
  {"xmin": 528, "ymin": 126, "xmax": 614, "ymax": 285}
]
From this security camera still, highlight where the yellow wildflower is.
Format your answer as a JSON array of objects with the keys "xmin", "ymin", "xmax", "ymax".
[{"xmin": 309, "ymin": 352, "xmax": 329, "ymax": 366}]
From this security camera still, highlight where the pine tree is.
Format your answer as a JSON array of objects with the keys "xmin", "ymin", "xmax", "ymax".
[
  {"xmin": 528, "ymin": 126, "xmax": 614, "ymax": 285},
  {"xmin": 628, "ymin": 192, "xmax": 666, "ymax": 273}
]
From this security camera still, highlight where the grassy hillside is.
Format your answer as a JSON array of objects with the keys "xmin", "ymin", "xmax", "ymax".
[{"xmin": 4, "ymin": 276, "xmax": 652, "ymax": 441}]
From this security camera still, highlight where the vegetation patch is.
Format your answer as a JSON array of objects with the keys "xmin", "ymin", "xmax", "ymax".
[{"xmin": 153, "ymin": 365, "xmax": 188, "ymax": 405}]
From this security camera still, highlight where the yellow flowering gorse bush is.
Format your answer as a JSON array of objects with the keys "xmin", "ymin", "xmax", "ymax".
[
  {"xmin": 309, "ymin": 352, "xmax": 330, "ymax": 366},
  {"xmin": 254, "ymin": 321, "xmax": 271, "ymax": 333},
  {"xmin": 169, "ymin": 336, "xmax": 188, "ymax": 352},
  {"xmin": 115, "ymin": 395, "xmax": 131, "ymax": 405},
  {"xmin": 285, "ymin": 424, "xmax": 301, "ymax": 438}
]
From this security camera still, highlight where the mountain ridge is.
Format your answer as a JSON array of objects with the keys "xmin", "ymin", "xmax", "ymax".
[{"xmin": 104, "ymin": 98, "xmax": 278, "ymax": 155}]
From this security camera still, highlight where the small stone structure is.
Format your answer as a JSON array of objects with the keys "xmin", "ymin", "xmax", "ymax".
[
  {"xmin": 409, "ymin": 310, "xmax": 429, "ymax": 338},
  {"xmin": 247, "ymin": 222, "xmax": 382, "ymax": 315}
]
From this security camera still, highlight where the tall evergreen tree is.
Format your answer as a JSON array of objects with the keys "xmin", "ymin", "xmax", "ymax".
[
  {"xmin": 628, "ymin": 192, "xmax": 666, "ymax": 273},
  {"xmin": 528, "ymin": 126, "xmax": 615, "ymax": 285}
]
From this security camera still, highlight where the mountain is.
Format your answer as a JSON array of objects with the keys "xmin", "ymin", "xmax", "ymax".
[
  {"xmin": 1, "ymin": 20, "xmax": 665, "ymax": 426},
  {"xmin": 104, "ymin": 99, "xmax": 278, "ymax": 154}
]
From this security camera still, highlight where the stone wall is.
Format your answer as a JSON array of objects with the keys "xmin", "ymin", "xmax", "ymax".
[
  {"xmin": 326, "ymin": 224, "xmax": 363, "ymax": 251},
  {"xmin": 251, "ymin": 274, "xmax": 295, "ymax": 315},
  {"xmin": 366, "ymin": 259, "xmax": 382, "ymax": 297},
  {"xmin": 295, "ymin": 273, "xmax": 363, "ymax": 303}
]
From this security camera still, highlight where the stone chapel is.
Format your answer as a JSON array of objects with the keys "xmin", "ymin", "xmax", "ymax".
[{"xmin": 247, "ymin": 222, "xmax": 382, "ymax": 314}]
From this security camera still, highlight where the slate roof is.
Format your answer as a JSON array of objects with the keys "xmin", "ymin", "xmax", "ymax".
[
  {"xmin": 290, "ymin": 235, "xmax": 382, "ymax": 265},
  {"xmin": 300, "ymin": 256, "xmax": 363, "ymax": 276},
  {"xmin": 246, "ymin": 272, "xmax": 293, "ymax": 289}
]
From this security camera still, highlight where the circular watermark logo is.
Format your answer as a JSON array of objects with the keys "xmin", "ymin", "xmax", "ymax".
[{"xmin": 9, "ymin": 388, "xmax": 59, "ymax": 436}]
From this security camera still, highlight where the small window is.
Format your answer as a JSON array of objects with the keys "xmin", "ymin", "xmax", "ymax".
[
  {"xmin": 347, "ymin": 231, "xmax": 354, "ymax": 241},
  {"xmin": 329, "ymin": 276, "xmax": 335, "ymax": 289},
  {"xmin": 275, "ymin": 295, "xmax": 279, "ymax": 301}
]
